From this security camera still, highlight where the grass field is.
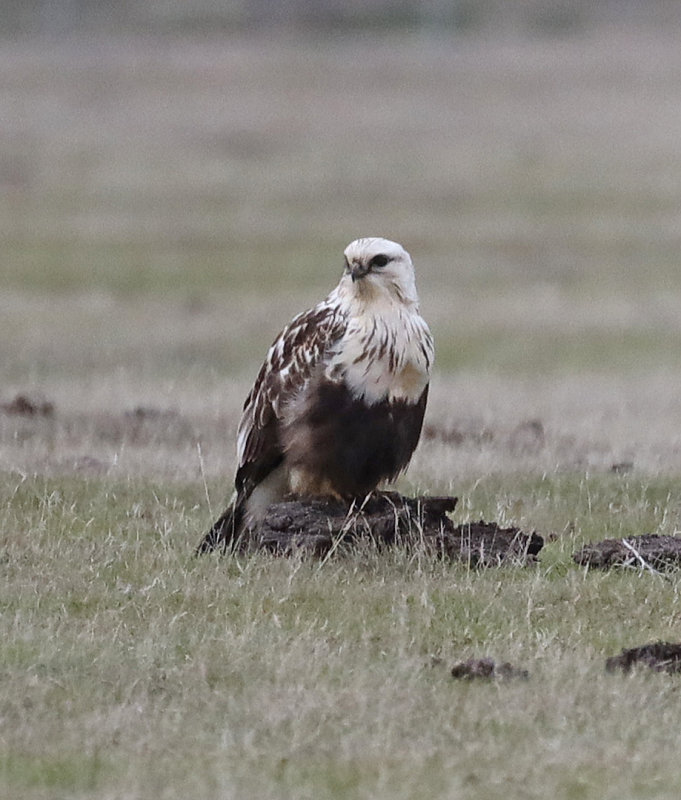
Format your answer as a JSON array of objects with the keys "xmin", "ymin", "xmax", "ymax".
[{"xmin": 3, "ymin": 21, "xmax": 681, "ymax": 799}]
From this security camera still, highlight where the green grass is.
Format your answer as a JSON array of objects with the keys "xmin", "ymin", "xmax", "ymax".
[
  {"xmin": 3, "ymin": 473, "xmax": 681, "ymax": 799},
  {"xmin": 2, "ymin": 237, "xmax": 341, "ymax": 296}
]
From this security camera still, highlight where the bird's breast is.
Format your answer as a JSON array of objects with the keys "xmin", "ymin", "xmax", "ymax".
[{"xmin": 325, "ymin": 309, "xmax": 432, "ymax": 405}]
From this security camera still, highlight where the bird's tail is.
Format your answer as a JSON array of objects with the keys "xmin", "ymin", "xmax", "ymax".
[{"xmin": 196, "ymin": 496, "xmax": 245, "ymax": 554}]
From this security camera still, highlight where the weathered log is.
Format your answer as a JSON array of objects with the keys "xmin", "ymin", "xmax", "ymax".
[
  {"xmin": 203, "ymin": 492, "xmax": 543, "ymax": 566},
  {"xmin": 573, "ymin": 534, "xmax": 681, "ymax": 571}
]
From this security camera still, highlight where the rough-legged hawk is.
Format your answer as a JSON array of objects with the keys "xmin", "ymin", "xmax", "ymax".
[{"xmin": 198, "ymin": 237, "xmax": 434, "ymax": 552}]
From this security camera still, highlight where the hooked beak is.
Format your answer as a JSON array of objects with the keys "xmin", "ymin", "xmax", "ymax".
[{"xmin": 348, "ymin": 261, "xmax": 370, "ymax": 283}]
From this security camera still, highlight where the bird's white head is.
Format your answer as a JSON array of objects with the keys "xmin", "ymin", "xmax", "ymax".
[{"xmin": 341, "ymin": 237, "xmax": 419, "ymax": 306}]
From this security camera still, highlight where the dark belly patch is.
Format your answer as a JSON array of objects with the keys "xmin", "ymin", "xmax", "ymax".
[{"xmin": 282, "ymin": 378, "xmax": 428, "ymax": 497}]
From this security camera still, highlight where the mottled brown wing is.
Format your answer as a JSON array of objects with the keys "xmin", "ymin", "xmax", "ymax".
[{"xmin": 234, "ymin": 297, "xmax": 347, "ymax": 498}]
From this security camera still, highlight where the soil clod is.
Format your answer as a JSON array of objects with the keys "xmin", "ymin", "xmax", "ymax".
[
  {"xmin": 201, "ymin": 492, "xmax": 543, "ymax": 566},
  {"xmin": 573, "ymin": 534, "xmax": 681, "ymax": 571},
  {"xmin": 451, "ymin": 658, "xmax": 529, "ymax": 681},
  {"xmin": 1, "ymin": 393, "xmax": 54, "ymax": 417},
  {"xmin": 606, "ymin": 642, "xmax": 681, "ymax": 674}
]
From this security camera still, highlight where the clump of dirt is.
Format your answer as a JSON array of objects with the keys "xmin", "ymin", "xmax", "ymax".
[
  {"xmin": 451, "ymin": 657, "xmax": 529, "ymax": 681},
  {"xmin": 254, "ymin": 494, "xmax": 460, "ymax": 557},
  {"xmin": 422, "ymin": 422, "xmax": 494, "ymax": 447},
  {"xmin": 422, "ymin": 418, "xmax": 545, "ymax": 455},
  {"xmin": 606, "ymin": 642, "xmax": 681, "ymax": 674},
  {"xmin": 68, "ymin": 455, "xmax": 111, "ymax": 474},
  {"xmin": 1, "ymin": 393, "xmax": 54, "ymax": 417},
  {"xmin": 200, "ymin": 491, "xmax": 544, "ymax": 566},
  {"xmin": 573, "ymin": 534, "xmax": 681, "ymax": 571},
  {"xmin": 115, "ymin": 406, "xmax": 195, "ymax": 446},
  {"xmin": 610, "ymin": 461, "xmax": 634, "ymax": 474},
  {"xmin": 451, "ymin": 520, "xmax": 543, "ymax": 567},
  {"xmin": 125, "ymin": 406, "xmax": 181, "ymax": 422}
]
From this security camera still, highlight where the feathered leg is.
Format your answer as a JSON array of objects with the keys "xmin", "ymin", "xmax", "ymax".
[{"xmin": 196, "ymin": 497, "xmax": 245, "ymax": 554}]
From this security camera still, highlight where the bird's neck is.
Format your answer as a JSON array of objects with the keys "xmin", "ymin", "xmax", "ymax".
[{"xmin": 335, "ymin": 277, "xmax": 420, "ymax": 317}]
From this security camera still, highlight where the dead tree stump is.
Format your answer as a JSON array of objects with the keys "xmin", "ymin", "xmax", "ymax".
[{"xmin": 201, "ymin": 492, "xmax": 543, "ymax": 566}]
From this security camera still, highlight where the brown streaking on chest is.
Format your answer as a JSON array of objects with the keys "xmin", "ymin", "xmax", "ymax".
[{"xmin": 281, "ymin": 377, "xmax": 428, "ymax": 497}]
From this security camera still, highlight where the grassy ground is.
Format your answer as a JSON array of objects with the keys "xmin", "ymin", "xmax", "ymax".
[
  {"xmin": 4, "ymin": 473, "xmax": 681, "ymax": 800},
  {"xmin": 3, "ymin": 23, "xmax": 681, "ymax": 799}
]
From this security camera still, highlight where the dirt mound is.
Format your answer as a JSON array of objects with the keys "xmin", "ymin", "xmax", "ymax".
[
  {"xmin": 573, "ymin": 534, "xmax": 681, "ymax": 571},
  {"xmin": 606, "ymin": 642, "xmax": 681, "ymax": 674},
  {"xmin": 1, "ymin": 393, "xmax": 54, "ymax": 417},
  {"xmin": 200, "ymin": 492, "xmax": 543, "ymax": 566},
  {"xmin": 422, "ymin": 418, "xmax": 545, "ymax": 454}
]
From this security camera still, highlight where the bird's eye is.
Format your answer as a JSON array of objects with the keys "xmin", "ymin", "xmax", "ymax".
[{"xmin": 370, "ymin": 254, "xmax": 390, "ymax": 268}]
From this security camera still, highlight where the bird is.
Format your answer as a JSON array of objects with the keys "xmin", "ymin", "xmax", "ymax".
[{"xmin": 198, "ymin": 237, "xmax": 434, "ymax": 553}]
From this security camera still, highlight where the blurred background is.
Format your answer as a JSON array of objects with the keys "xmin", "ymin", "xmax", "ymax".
[{"xmin": 2, "ymin": 1, "xmax": 681, "ymax": 479}]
